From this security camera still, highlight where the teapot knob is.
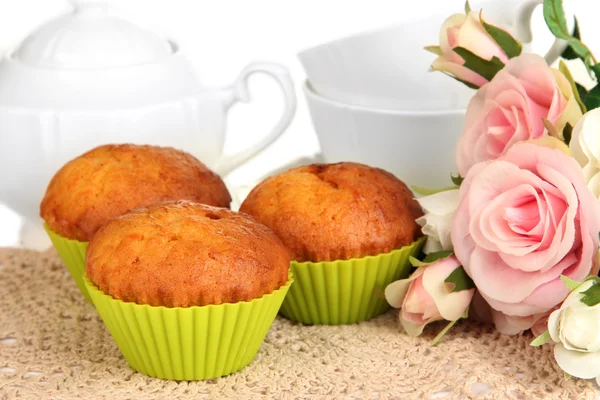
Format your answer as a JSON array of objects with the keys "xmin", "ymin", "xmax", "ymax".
[{"xmin": 69, "ymin": 0, "xmax": 109, "ymax": 13}]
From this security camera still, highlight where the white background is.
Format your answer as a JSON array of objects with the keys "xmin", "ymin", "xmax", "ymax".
[{"xmin": 0, "ymin": 0, "xmax": 598, "ymax": 248}]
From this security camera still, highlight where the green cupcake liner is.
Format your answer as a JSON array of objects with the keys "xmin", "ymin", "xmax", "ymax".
[
  {"xmin": 279, "ymin": 237, "xmax": 425, "ymax": 325},
  {"xmin": 84, "ymin": 274, "xmax": 293, "ymax": 380},
  {"xmin": 44, "ymin": 224, "xmax": 91, "ymax": 303}
]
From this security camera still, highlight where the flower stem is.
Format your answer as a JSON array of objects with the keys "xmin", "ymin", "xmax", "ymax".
[{"xmin": 431, "ymin": 319, "xmax": 459, "ymax": 346}]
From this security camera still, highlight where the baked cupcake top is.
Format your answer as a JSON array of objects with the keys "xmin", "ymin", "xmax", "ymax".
[
  {"xmin": 240, "ymin": 162, "xmax": 423, "ymax": 262},
  {"xmin": 40, "ymin": 144, "xmax": 231, "ymax": 241},
  {"xmin": 86, "ymin": 201, "xmax": 291, "ymax": 307}
]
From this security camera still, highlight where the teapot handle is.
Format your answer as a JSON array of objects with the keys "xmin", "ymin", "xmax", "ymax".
[
  {"xmin": 214, "ymin": 62, "xmax": 296, "ymax": 177},
  {"xmin": 513, "ymin": 0, "xmax": 571, "ymax": 65}
]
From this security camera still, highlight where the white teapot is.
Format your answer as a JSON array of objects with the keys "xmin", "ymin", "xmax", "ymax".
[{"xmin": 0, "ymin": 0, "xmax": 296, "ymax": 235}]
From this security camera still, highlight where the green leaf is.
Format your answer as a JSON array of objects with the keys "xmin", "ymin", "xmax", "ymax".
[
  {"xmin": 453, "ymin": 47, "xmax": 505, "ymax": 81},
  {"xmin": 563, "ymin": 122, "xmax": 573, "ymax": 146},
  {"xmin": 584, "ymin": 275, "xmax": 600, "ymax": 284},
  {"xmin": 423, "ymin": 251, "xmax": 454, "ymax": 264},
  {"xmin": 584, "ymin": 85, "xmax": 600, "ymax": 111},
  {"xmin": 559, "ymin": 60, "xmax": 586, "ymax": 113},
  {"xmin": 451, "ymin": 75, "xmax": 480, "ymax": 90},
  {"xmin": 568, "ymin": 39, "xmax": 595, "ymax": 66},
  {"xmin": 464, "ymin": 0, "xmax": 471, "ymax": 14},
  {"xmin": 424, "ymin": 45, "xmax": 442, "ymax": 56},
  {"xmin": 560, "ymin": 275, "xmax": 582, "ymax": 291},
  {"xmin": 409, "ymin": 251, "xmax": 454, "ymax": 267},
  {"xmin": 560, "ymin": 17, "xmax": 580, "ymax": 60},
  {"xmin": 576, "ymin": 82, "xmax": 588, "ymax": 105},
  {"xmin": 580, "ymin": 282, "xmax": 600, "ymax": 306},
  {"xmin": 542, "ymin": 118, "xmax": 559, "ymax": 138},
  {"xmin": 432, "ymin": 69, "xmax": 480, "ymax": 90},
  {"xmin": 411, "ymin": 185, "xmax": 457, "ymax": 196},
  {"xmin": 530, "ymin": 330, "xmax": 551, "ymax": 347},
  {"xmin": 444, "ymin": 266, "xmax": 475, "ymax": 293},
  {"xmin": 408, "ymin": 256, "xmax": 421, "ymax": 267},
  {"xmin": 572, "ymin": 17, "xmax": 581, "ymax": 40},
  {"xmin": 451, "ymin": 173, "xmax": 464, "ymax": 187},
  {"xmin": 543, "ymin": 0, "xmax": 596, "ymax": 68},
  {"xmin": 543, "ymin": 0, "xmax": 572, "ymax": 40},
  {"xmin": 431, "ymin": 318, "xmax": 459, "ymax": 346},
  {"xmin": 591, "ymin": 64, "xmax": 600, "ymax": 81},
  {"xmin": 480, "ymin": 13, "xmax": 522, "ymax": 58}
]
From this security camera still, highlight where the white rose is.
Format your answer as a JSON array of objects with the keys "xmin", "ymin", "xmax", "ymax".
[
  {"xmin": 570, "ymin": 109, "xmax": 600, "ymax": 197},
  {"xmin": 548, "ymin": 280, "xmax": 600, "ymax": 383},
  {"xmin": 415, "ymin": 189, "xmax": 459, "ymax": 254}
]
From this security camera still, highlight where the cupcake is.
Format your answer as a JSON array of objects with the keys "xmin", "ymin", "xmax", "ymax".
[
  {"xmin": 40, "ymin": 144, "xmax": 231, "ymax": 302},
  {"xmin": 84, "ymin": 200, "xmax": 292, "ymax": 380},
  {"xmin": 240, "ymin": 162, "xmax": 425, "ymax": 324}
]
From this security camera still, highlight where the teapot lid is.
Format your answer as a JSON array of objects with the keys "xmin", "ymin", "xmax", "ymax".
[{"xmin": 12, "ymin": 0, "xmax": 172, "ymax": 69}]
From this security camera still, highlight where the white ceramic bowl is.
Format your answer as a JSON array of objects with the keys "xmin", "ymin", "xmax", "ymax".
[
  {"xmin": 303, "ymin": 81, "xmax": 465, "ymax": 190},
  {"xmin": 298, "ymin": 1, "xmax": 570, "ymax": 111},
  {"xmin": 298, "ymin": 17, "xmax": 474, "ymax": 111}
]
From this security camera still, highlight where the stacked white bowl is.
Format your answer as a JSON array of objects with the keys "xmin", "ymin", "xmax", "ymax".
[{"xmin": 298, "ymin": 17, "xmax": 475, "ymax": 190}]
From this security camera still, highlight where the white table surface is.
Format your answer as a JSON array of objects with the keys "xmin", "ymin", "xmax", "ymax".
[{"xmin": 0, "ymin": 0, "xmax": 599, "ymax": 249}]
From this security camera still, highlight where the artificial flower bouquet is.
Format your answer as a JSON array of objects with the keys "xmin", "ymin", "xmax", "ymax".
[{"xmin": 385, "ymin": 0, "xmax": 600, "ymax": 383}]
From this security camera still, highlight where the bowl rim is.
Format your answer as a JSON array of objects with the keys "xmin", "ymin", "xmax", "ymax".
[
  {"xmin": 303, "ymin": 80, "xmax": 467, "ymax": 116},
  {"xmin": 297, "ymin": 17, "xmax": 444, "ymax": 59}
]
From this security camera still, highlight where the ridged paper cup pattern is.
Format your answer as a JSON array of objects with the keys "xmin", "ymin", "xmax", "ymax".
[
  {"xmin": 44, "ymin": 224, "xmax": 91, "ymax": 302},
  {"xmin": 279, "ymin": 237, "xmax": 425, "ymax": 325},
  {"xmin": 84, "ymin": 274, "xmax": 293, "ymax": 380}
]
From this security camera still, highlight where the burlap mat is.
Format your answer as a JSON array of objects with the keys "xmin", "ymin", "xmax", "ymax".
[{"xmin": 0, "ymin": 248, "xmax": 596, "ymax": 400}]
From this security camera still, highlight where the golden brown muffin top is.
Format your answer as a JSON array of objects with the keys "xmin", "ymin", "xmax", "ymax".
[
  {"xmin": 40, "ymin": 144, "xmax": 231, "ymax": 241},
  {"xmin": 86, "ymin": 201, "xmax": 291, "ymax": 307},
  {"xmin": 240, "ymin": 162, "xmax": 423, "ymax": 262}
]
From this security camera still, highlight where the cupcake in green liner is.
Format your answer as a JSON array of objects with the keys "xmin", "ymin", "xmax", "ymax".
[
  {"xmin": 84, "ymin": 275, "xmax": 292, "ymax": 380},
  {"xmin": 281, "ymin": 237, "xmax": 424, "ymax": 324},
  {"xmin": 240, "ymin": 162, "xmax": 425, "ymax": 325},
  {"xmin": 85, "ymin": 201, "xmax": 292, "ymax": 380},
  {"xmin": 44, "ymin": 224, "xmax": 91, "ymax": 302},
  {"xmin": 39, "ymin": 144, "xmax": 232, "ymax": 302}
]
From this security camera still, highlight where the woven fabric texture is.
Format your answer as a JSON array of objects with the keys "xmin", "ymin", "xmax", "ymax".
[{"xmin": 0, "ymin": 248, "xmax": 596, "ymax": 400}]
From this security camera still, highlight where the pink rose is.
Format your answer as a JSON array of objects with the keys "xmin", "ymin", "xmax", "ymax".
[
  {"xmin": 455, "ymin": 54, "xmax": 582, "ymax": 177},
  {"xmin": 530, "ymin": 310, "xmax": 554, "ymax": 338},
  {"xmin": 431, "ymin": 11, "xmax": 509, "ymax": 88},
  {"xmin": 385, "ymin": 255, "xmax": 474, "ymax": 336},
  {"xmin": 452, "ymin": 142, "xmax": 600, "ymax": 332},
  {"xmin": 491, "ymin": 308, "xmax": 552, "ymax": 336},
  {"xmin": 471, "ymin": 291, "xmax": 551, "ymax": 335}
]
